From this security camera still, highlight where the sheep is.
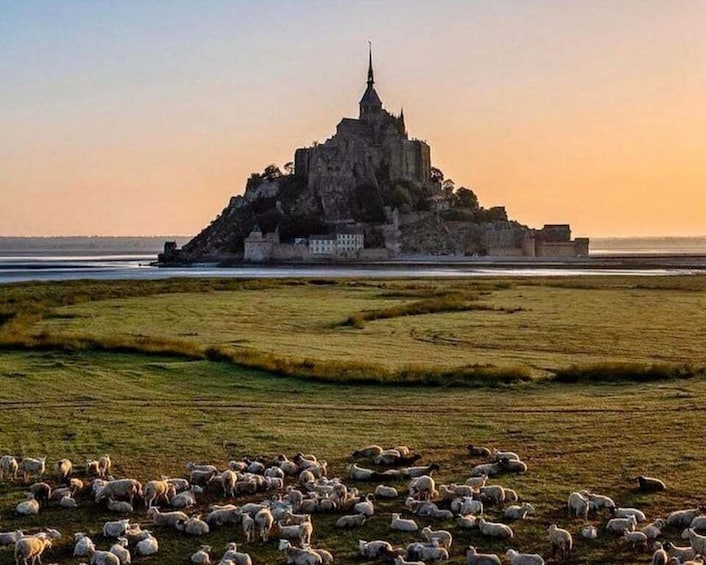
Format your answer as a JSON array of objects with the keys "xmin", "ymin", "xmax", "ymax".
[
  {"xmin": 499, "ymin": 458, "xmax": 528, "ymax": 474},
  {"xmin": 210, "ymin": 470, "xmax": 237, "ymax": 497},
  {"xmin": 171, "ymin": 488, "xmax": 198, "ymax": 508},
  {"xmin": 107, "ymin": 498, "xmax": 133, "ymax": 513},
  {"xmin": 143, "ymin": 479, "xmax": 174, "ymax": 507},
  {"xmin": 451, "ymin": 496, "xmax": 483, "ymax": 516},
  {"xmin": 347, "ymin": 463, "xmax": 375, "ymax": 481},
  {"xmin": 548, "ymin": 524, "xmax": 572, "ymax": 559},
  {"xmin": 664, "ymin": 541, "xmax": 696, "ymax": 562},
  {"xmin": 134, "ymin": 531, "xmax": 159, "ymax": 556},
  {"xmin": 175, "ymin": 516, "xmax": 210, "ymax": 536},
  {"xmin": 191, "ymin": 545, "xmax": 211, "ymax": 565},
  {"xmin": 353, "ymin": 494, "xmax": 375, "ymax": 516},
  {"xmin": 457, "ymin": 514, "xmax": 478, "ymax": 529},
  {"xmin": 14, "ymin": 536, "xmax": 52, "ymax": 565},
  {"xmin": 190, "ymin": 469, "xmax": 217, "ymax": 486},
  {"xmin": 0, "ymin": 455, "xmax": 19, "ymax": 480},
  {"xmin": 465, "ymin": 545, "xmax": 502, "ymax": 565},
  {"xmin": 353, "ymin": 445, "xmax": 383, "ymax": 458},
  {"xmin": 205, "ymin": 506, "xmax": 239, "ymax": 528},
  {"xmin": 103, "ymin": 519, "xmax": 130, "ymax": 538},
  {"xmin": 96, "ymin": 479, "xmax": 142, "ymax": 506},
  {"xmin": 690, "ymin": 516, "xmax": 706, "ymax": 531},
  {"xmin": 408, "ymin": 475, "xmax": 436, "ymax": 500},
  {"xmin": 624, "ymin": 530, "xmax": 649, "ymax": 551},
  {"xmin": 335, "ymin": 513, "xmax": 367, "ymax": 529},
  {"xmin": 19, "ymin": 457, "xmax": 46, "ymax": 482},
  {"xmin": 277, "ymin": 539, "xmax": 322, "ymax": 565},
  {"xmin": 374, "ymin": 484, "xmax": 398, "ymax": 498},
  {"xmin": 467, "ymin": 445, "xmax": 491, "ymax": 457},
  {"xmin": 465, "ymin": 474, "xmax": 488, "ymax": 489},
  {"xmin": 614, "ymin": 507, "xmax": 647, "ymax": 522},
  {"xmin": 49, "ymin": 486, "xmax": 71, "ymax": 501},
  {"xmin": 429, "ymin": 507, "xmax": 454, "ymax": 520},
  {"xmin": 567, "ymin": 491, "xmax": 590, "ymax": 518},
  {"xmin": 255, "ymin": 507, "xmax": 274, "ymax": 541},
  {"xmin": 581, "ymin": 525, "xmax": 598, "ymax": 539},
  {"xmin": 405, "ymin": 542, "xmax": 449, "ymax": 562},
  {"xmin": 636, "ymin": 475, "xmax": 666, "ymax": 492},
  {"xmin": 277, "ymin": 521, "xmax": 313, "ymax": 546},
  {"xmin": 73, "ymin": 533, "xmax": 95, "ymax": 557},
  {"xmin": 238, "ymin": 513, "xmax": 255, "ymax": 543},
  {"xmin": 393, "ymin": 557, "xmax": 425, "ymax": 565},
  {"xmin": 359, "ymin": 540, "xmax": 393, "ymax": 558},
  {"xmin": 642, "ymin": 519, "xmax": 666, "ymax": 539},
  {"xmin": 505, "ymin": 549, "xmax": 545, "ymax": 565},
  {"xmin": 651, "ymin": 542, "xmax": 669, "ymax": 565},
  {"xmin": 504, "ymin": 502, "xmax": 535, "ymax": 520},
  {"xmin": 308, "ymin": 547, "xmax": 333, "ymax": 564},
  {"xmin": 29, "ymin": 482, "xmax": 51, "ymax": 508},
  {"xmin": 91, "ymin": 549, "xmax": 121, "ymax": 565},
  {"xmin": 669, "ymin": 509, "xmax": 703, "ymax": 528},
  {"xmin": 580, "ymin": 490, "xmax": 616, "ymax": 510},
  {"xmin": 59, "ymin": 494, "xmax": 77, "ymax": 508},
  {"xmin": 390, "ymin": 513, "xmax": 418, "ymax": 532},
  {"xmin": 492, "ymin": 448, "xmax": 519, "ymax": 461},
  {"xmin": 606, "ymin": 515, "xmax": 638, "ymax": 534},
  {"xmin": 421, "ymin": 526, "xmax": 452, "ymax": 549},
  {"xmin": 70, "ymin": 478, "xmax": 84, "ymax": 494},
  {"xmin": 109, "ymin": 538, "xmax": 131, "ymax": 565},
  {"xmin": 221, "ymin": 542, "xmax": 252, "ymax": 565},
  {"xmin": 98, "ymin": 454, "xmax": 112, "ymax": 478},
  {"xmin": 402, "ymin": 463, "xmax": 440, "ymax": 478},
  {"xmin": 15, "ymin": 495, "xmax": 40, "ymax": 516},
  {"xmin": 0, "ymin": 530, "xmax": 24, "ymax": 546},
  {"xmin": 147, "ymin": 507, "xmax": 189, "ymax": 528},
  {"xmin": 476, "ymin": 518, "xmax": 513, "ymax": 539},
  {"xmin": 246, "ymin": 460, "xmax": 266, "ymax": 475},
  {"xmin": 479, "ymin": 485, "xmax": 505, "ymax": 506},
  {"xmin": 682, "ymin": 528, "xmax": 706, "ymax": 555}
]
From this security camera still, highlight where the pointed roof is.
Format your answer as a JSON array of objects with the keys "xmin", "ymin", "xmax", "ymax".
[{"xmin": 359, "ymin": 43, "xmax": 382, "ymax": 109}]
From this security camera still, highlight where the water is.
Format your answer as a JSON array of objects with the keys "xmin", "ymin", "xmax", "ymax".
[{"xmin": 0, "ymin": 237, "xmax": 704, "ymax": 284}]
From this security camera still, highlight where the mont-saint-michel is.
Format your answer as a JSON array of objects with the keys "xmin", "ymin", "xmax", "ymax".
[{"xmin": 161, "ymin": 53, "xmax": 588, "ymax": 265}]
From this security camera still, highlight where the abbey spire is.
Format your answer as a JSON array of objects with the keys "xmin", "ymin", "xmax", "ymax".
[{"xmin": 359, "ymin": 44, "xmax": 382, "ymax": 119}]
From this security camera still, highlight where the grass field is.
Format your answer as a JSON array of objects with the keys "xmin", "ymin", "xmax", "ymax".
[{"xmin": 0, "ymin": 276, "xmax": 704, "ymax": 564}]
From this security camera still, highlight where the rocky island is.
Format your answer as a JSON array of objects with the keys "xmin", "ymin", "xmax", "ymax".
[{"xmin": 160, "ymin": 51, "xmax": 588, "ymax": 265}]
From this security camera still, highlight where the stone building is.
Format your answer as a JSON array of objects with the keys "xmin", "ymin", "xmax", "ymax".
[
  {"xmin": 243, "ymin": 225, "xmax": 279, "ymax": 262},
  {"xmin": 294, "ymin": 49, "xmax": 431, "ymax": 222}
]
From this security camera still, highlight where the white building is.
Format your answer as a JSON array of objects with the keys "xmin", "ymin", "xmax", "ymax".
[
  {"xmin": 309, "ymin": 234, "xmax": 337, "ymax": 256},
  {"xmin": 308, "ymin": 226, "xmax": 364, "ymax": 257}
]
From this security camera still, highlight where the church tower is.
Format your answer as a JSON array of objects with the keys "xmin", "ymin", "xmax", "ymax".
[{"xmin": 359, "ymin": 45, "xmax": 383, "ymax": 120}]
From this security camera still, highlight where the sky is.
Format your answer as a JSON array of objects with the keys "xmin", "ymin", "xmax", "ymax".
[{"xmin": 1, "ymin": 0, "xmax": 705, "ymax": 237}]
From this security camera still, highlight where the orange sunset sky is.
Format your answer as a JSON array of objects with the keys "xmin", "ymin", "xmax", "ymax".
[{"xmin": 1, "ymin": 1, "xmax": 705, "ymax": 237}]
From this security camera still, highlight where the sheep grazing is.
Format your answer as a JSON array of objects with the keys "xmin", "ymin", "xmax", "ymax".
[
  {"xmin": 254, "ymin": 507, "xmax": 274, "ymax": 542},
  {"xmin": 0, "ymin": 455, "xmax": 19, "ymax": 480},
  {"xmin": 606, "ymin": 515, "xmax": 638, "ymax": 534},
  {"xmin": 276, "ymin": 521, "xmax": 313, "ymax": 546},
  {"xmin": 505, "ymin": 502, "xmax": 534, "ymax": 520},
  {"xmin": 567, "ymin": 491, "xmax": 590, "ymax": 519},
  {"xmin": 624, "ymin": 530, "xmax": 649, "ymax": 551},
  {"xmin": 335, "ymin": 513, "xmax": 367, "ymax": 529},
  {"xmin": 465, "ymin": 545, "xmax": 501, "ymax": 565},
  {"xmin": 408, "ymin": 475, "xmax": 437, "ymax": 500},
  {"xmin": 642, "ymin": 519, "xmax": 666, "ymax": 539},
  {"xmin": 479, "ymin": 485, "xmax": 506, "ymax": 507},
  {"xmin": 420, "ymin": 526, "xmax": 452, "ymax": 549},
  {"xmin": 73, "ymin": 533, "xmax": 95, "ymax": 557},
  {"xmin": 391, "ymin": 513, "xmax": 418, "ymax": 532},
  {"xmin": 147, "ymin": 507, "xmax": 189, "ymax": 528},
  {"xmin": 16, "ymin": 495, "xmax": 40, "ymax": 516},
  {"xmin": 505, "ymin": 549, "xmax": 545, "ymax": 565},
  {"xmin": 143, "ymin": 479, "xmax": 174, "ymax": 508},
  {"xmin": 29, "ymin": 482, "xmax": 52, "ymax": 508},
  {"xmin": 14, "ymin": 535, "xmax": 52, "ymax": 565},
  {"xmin": 103, "ymin": 518, "xmax": 130, "ymax": 538},
  {"xmin": 109, "ymin": 537, "xmax": 131, "ymax": 565},
  {"xmin": 96, "ymin": 479, "xmax": 142, "ymax": 506},
  {"xmin": 134, "ymin": 531, "xmax": 159, "ymax": 556},
  {"xmin": 359, "ymin": 540, "xmax": 393, "ymax": 559},
  {"xmin": 668, "ymin": 509, "xmax": 702, "ymax": 528},
  {"xmin": 190, "ymin": 545, "xmax": 211, "ymax": 565},
  {"xmin": 636, "ymin": 475, "xmax": 667, "ymax": 492},
  {"xmin": 663, "ymin": 540, "xmax": 697, "ymax": 562},
  {"xmin": 222, "ymin": 542, "xmax": 252, "ymax": 565},
  {"xmin": 374, "ymin": 484, "xmax": 398, "ymax": 498},
  {"xmin": 175, "ymin": 516, "xmax": 210, "ymax": 536},
  {"xmin": 581, "ymin": 526, "xmax": 598, "ymax": 539},
  {"xmin": 548, "ymin": 524, "xmax": 573, "ymax": 560},
  {"xmin": 467, "ymin": 444, "xmax": 491, "ymax": 457},
  {"xmin": 682, "ymin": 528, "xmax": 706, "ymax": 556},
  {"xmin": 19, "ymin": 456, "xmax": 47, "ymax": 482},
  {"xmin": 476, "ymin": 518, "xmax": 514, "ymax": 539},
  {"xmin": 54, "ymin": 459, "xmax": 72, "ymax": 483}
]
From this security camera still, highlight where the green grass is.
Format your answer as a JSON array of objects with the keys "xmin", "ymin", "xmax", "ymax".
[{"xmin": 0, "ymin": 350, "xmax": 703, "ymax": 564}]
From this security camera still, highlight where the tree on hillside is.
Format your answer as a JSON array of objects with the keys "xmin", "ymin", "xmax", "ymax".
[
  {"xmin": 283, "ymin": 161, "xmax": 294, "ymax": 175},
  {"xmin": 263, "ymin": 164, "xmax": 282, "ymax": 181},
  {"xmin": 454, "ymin": 186, "xmax": 479, "ymax": 210},
  {"xmin": 430, "ymin": 167, "xmax": 444, "ymax": 184},
  {"xmin": 442, "ymin": 178, "xmax": 455, "ymax": 196}
]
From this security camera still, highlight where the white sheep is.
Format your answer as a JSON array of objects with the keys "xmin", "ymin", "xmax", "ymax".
[
  {"xmin": 15, "ymin": 535, "xmax": 52, "ymax": 565},
  {"xmin": 221, "ymin": 542, "xmax": 252, "ymax": 565},
  {"xmin": 143, "ymin": 479, "xmax": 173, "ymax": 507},
  {"xmin": 624, "ymin": 530, "xmax": 649, "ymax": 550},
  {"xmin": 98, "ymin": 454, "xmax": 112, "ymax": 478},
  {"xmin": 255, "ymin": 507, "xmax": 274, "ymax": 541},
  {"xmin": 391, "ymin": 513, "xmax": 418, "ymax": 532},
  {"xmin": 335, "ymin": 513, "xmax": 367, "ymax": 529},
  {"xmin": 19, "ymin": 457, "xmax": 46, "ymax": 481},
  {"xmin": 457, "ymin": 514, "xmax": 478, "ymax": 529},
  {"xmin": 16, "ymin": 495, "xmax": 40, "ymax": 516},
  {"xmin": 190, "ymin": 545, "xmax": 211, "ymax": 565},
  {"xmin": 580, "ymin": 490, "xmax": 615, "ymax": 510},
  {"xmin": 465, "ymin": 474, "xmax": 488, "ymax": 489},
  {"xmin": 0, "ymin": 455, "xmax": 19, "ymax": 480},
  {"xmin": 504, "ymin": 502, "xmax": 534, "ymax": 520},
  {"xmin": 135, "ymin": 531, "xmax": 159, "ymax": 556},
  {"xmin": 59, "ymin": 494, "xmax": 77, "ymax": 508},
  {"xmin": 277, "ymin": 539, "xmax": 322, "ymax": 565},
  {"xmin": 689, "ymin": 516, "xmax": 706, "ymax": 530},
  {"xmin": 96, "ymin": 479, "xmax": 142, "ymax": 506},
  {"xmin": 405, "ymin": 542, "xmax": 448, "ymax": 562},
  {"xmin": 470, "ymin": 462, "xmax": 502, "ymax": 477},
  {"xmin": 374, "ymin": 484, "xmax": 398, "ymax": 498},
  {"xmin": 606, "ymin": 515, "xmax": 638, "ymax": 534},
  {"xmin": 277, "ymin": 521, "xmax": 313, "ymax": 546},
  {"xmin": 548, "ymin": 524, "xmax": 572, "ymax": 560},
  {"xmin": 651, "ymin": 542, "xmax": 668, "ymax": 565},
  {"xmin": 393, "ymin": 557, "xmax": 425, "ymax": 565},
  {"xmin": 465, "ymin": 545, "xmax": 501, "ymax": 565},
  {"xmin": 492, "ymin": 448, "xmax": 519, "ymax": 461},
  {"xmin": 505, "ymin": 549, "xmax": 545, "ymax": 565},
  {"xmin": 567, "ymin": 491, "xmax": 590, "ymax": 518},
  {"xmin": 451, "ymin": 496, "xmax": 483, "ymax": 515},
  {"xmin": 614, "ymin": 507, "xmax": 647, "ymax": 521},
  {"xmin": 498, "ymin": 458, "xmax": 528, "ymax": 474},
  {"xmin": 91, "ymin": 549, "xmax": 121, "ymax": 565},
  {"xmin": 353, "ymin": 494, "xmax": 375, "ymax": 516},
  {"xmin": 147, "ymin": 507, "xmax": 189, "ymax": 528},
  {"xmin": 667, "ymin": 509, "xmax": 702, "ymax": 528},
  {"xmin": 682, "ymin": 528, "xmax": 706, "ymax": 555},
  {"xmin": 581, "ymin": 525, "xmax": 598, "ymax": 539},
  {"xmin": 663, "ymin": 540, "xmax": 696, "ymax": 562},
  {"xmin": 103, "ymin": 519, "xmax": 130, "ymax": 538},
  {"xmin": 347, "ymin": 463, "xmax": 375, "ymax": 481},
  {"xmin": 242, "ymin": 513, "xmax": 256, "ymax": 543},
  {"xmin": 0, "ymin": 530, "xmax": 24, "ymax": 546},
  {"xmin": 175, "ymin": 516, "xmax": 210, "ymax": 536},
  {"xmin": 479, "ymin": 485, "xmax": 505, "ymax": 506},
  {"xmin": 53, "ymin": 458, "xmax": 72, "ymax": 482},
  {"xmin": 476, "ymin": 518, "xmax": 513, "ymax": 539},
  {"xmin": 73, "ymin": 533, "xmax": 95, "ymax": 557},
  {"xmin": 642, "ymin": 519, "xmax": 666, "ymax": 539},
  {"xmin": 353, "ymin": 445, "xmax": 383, "ymax": 458},
  {"xmin": 408, "ymin": 475, "xmax": 436, "ymax": 500},
  {"xmin": 109, "ymin": 538, "xmax": 131, "ymax": 565},
  {"xmin": 359, "ymin": 540, "xmax": 393, "ymax": 559},
  {"xmin": 421, "ymin": 526, "xmax": 452, "ymax": 549},
  {"xmin": 107, "ymin": 499, "xmax": 133, "ymax": 513}
]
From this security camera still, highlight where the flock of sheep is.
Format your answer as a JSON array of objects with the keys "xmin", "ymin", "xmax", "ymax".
[{"xmin": 0, "ymin": 445, "xmax": 704, "ymax": 565}]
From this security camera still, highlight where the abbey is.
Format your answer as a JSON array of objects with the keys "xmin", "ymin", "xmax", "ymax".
[{"xmin": 293, "ymin": 51, "xmax": 431, "ymax": 222}]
